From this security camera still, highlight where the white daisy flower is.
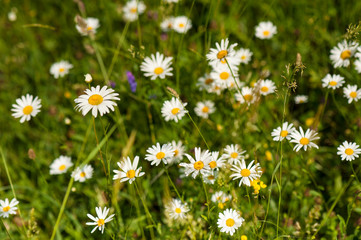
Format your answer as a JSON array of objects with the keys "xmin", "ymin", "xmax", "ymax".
[
  {"xmin": 0, "ymin": 198, "xmax": 19, "ymax": 218},
  {"xmin": 50, "ymin": 60, "xmax": 73, "ymax": 79},
  {"xmin": 160, "ymin": 17, "xmax": 174, "ymax": 32},
  {"xmin": 354, "ymin": 59, "xmax": 361, "ymax": 73},
  {"xmin": 122, "ymin": 0, "xmax": 146, "ymax": 22},
  {"xmin": 256, "ymin": 79, "xmax": 276, "ymax": 95},
  {"xmin": 206, "ymin": 38, "xmax": 238, "ymax": 66},
  {"xmin": 222, "ymin": 144, "xmax": 246, "ymax": 165},
  {"xmin": 197, "ymin": 74, "xmax": 216, "ymax": 92},
  {"xmin": 76, "ymin": 17, "xmax": 100, "ymax": 36},
  {"xmin": 140, "ymin": 52, "xmax": 173, "ymax": 80},
  {"xmin": 294, "ymin": 95, "xmax": 308, "ymax": 104},
  {"xmin": 165, "ymin": 198, "xmax": 189, "ymax": 220},
  {"xmin": 50, "ymin": 156, "xmax": 73, "ymax": 175},
  {"xmin": 235, "ymin": 48, "xmax": 253, "ymax": 64},
  {"xmin": 321, "ymin": 74, "xmax": 345, "ymax": 90},
  {"xmin": 169, "ymin": 140, "xmax": 186, "ymax": 164},
  {"xmin": 210, "ymin": 64, "xmax": 239, "ymax": 88},
  {"xmin": 164, "ymin": 0, "xmax": 179, "ymax": 3},
  {"xmin": 161, "ymin": 97, "xmax": 187, "ymax": 123},
  {"xmin": 271, "ymin": 122, "xmax": 296, "ymax": 141},
  {"xmin": 330, "ymin": 40, "xmax": 358, "ymax": 68},
  {"xmin": 211, "ymin": 191, "xmax": 232, "ymax": 204},
  {"xmin": 290, "ymin": 127, "xmax": 320, "ymax": 152},
  {"xmin": 235, "ymin": 87, "xmax": 258, "ymax": 105},
  {"xmin": 84, "ymin": 73, "xmax": 93, "ymax": 83},
  {"xmin": 208, "ymin": 151, "xmax": 226, "ymax": 173},
  {"xmin": 172, "ymin": 16, "xmax": 192, "ymax": 34},
  {"xmin": 343, "ymin": 84, "xmax": 361, "ymax": 103},
  {"xmin": 72, "ymin": 164, "xmax": 94, "ymax": 182},
  {"xmin": 145, "ymin": 143, "xmax": 175, "ymax": 166},
  {"xmin": 11, "ymin": 94, "xmax": 41, "ymax": 123},
  {"xmin": 194, "ymin": 100, "xmax": 216, "ymax": 119},
  {"xmin": 113, "ymin": 156, "xmax": 145, "ymax": 184},
  {"xmin": 255, "ymin": 21, "xmax": 277, "ymax": 39},
  {"xmin": 86, "ymin": 206, "xmax": 115, "ymax": 234},
  {"xmin": 74, "ymin": 85, "xmax": 120, "ymax": 118},
  {"xmin": 203, "ymin": 171, "xmax": 218, "ymax": 184},
  {"xmin": 337, "ymin": 141, "xmax": 361, "ymax": 161},
  {"xmin": 179, "ymin": 147, "xmax": 212, "ymax": 178},
  {"xmin": 230, "ymin": 160, "xmax": 262, "ymax": 186},
  {"xmin": 209, "ymin": 83, "xmax": 223, "ymax": 95},
  {"xmin": 217, "ymin": 208, "xmax": 244, "ymax": 236}
]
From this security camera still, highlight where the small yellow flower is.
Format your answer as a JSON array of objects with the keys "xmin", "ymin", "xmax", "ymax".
[
  {"xmin": 265, "ymin": 150, "xmax": 272, "ymax": 161},
  {"xmin": 305, "ymin": 117, "xmax": 314, "ymax": 127},
  {"xmin": 241, "ymin": 235, "xmax": 248, "ymax": 240}
]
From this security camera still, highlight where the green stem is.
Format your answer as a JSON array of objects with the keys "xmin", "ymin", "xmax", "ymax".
[
  {"xmin": 1, "ymin": 218, "xmax": 13, "ymax": 239},
  {"xmin": 92, "ymin": 117, "xmax": 107, "ymax": 176},
  {"xmin": 90, "ymin": 37, "xmax": 110, "ymax": 84},
  {"xmin": 202, "ymin": 180, "xmax": 210, "ymax": 220},
  {"xmin": 164, "ymin": 164, "xmax": 182, "ymax": 201},
  {"xmin": 186, "ymin": 112, "xmax": 210, "ymax": 150}
]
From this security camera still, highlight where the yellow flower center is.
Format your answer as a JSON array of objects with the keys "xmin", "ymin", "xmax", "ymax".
[
  {"xmin": 241, "ymin": 55, "xmax": 246, "ymax": 60},
  {"xmin": 217, "ymin": 50, "xmax": 228, "ymax": 59},
  {"xmin": 263, "ymin": 30, "xmax": 270, "ymax": 36},
  {"xmin": 80, "ymin": 172, "xmax": 86, "ymax": 178},
  {"xmin": 202, "ymin": 106, "xmax": 209, "ymax": 113},
  {"xmin": 300, "ymin": 137, "xmax": 309, "ymax": 145},
  {"xmin": 58, "ymin": 164, "xmax": 66, "ymax": 171},
  {"xmin": 340, "ymin": 50, "xmax": 351, "ymax": 60},
  {"xmin": 87, "ymin": 26, "xmax": 93, "ymax": 31},
  {"xmin": 171, "ymin": 108, "xmax": 180, "ymax": 115},
  {"xmin": 329, "ymin": 81, "xmax": 337, "ymax": 86},
  {"xmin": 350, "ymin": 91, "xmax": 357, "ymax": 98},
  {"xmin": 179, "ymin": 23, "xmax": 185, "ymax": 28},
  {"xmin": 3, "ymin": 206, "xmax": 10, "ymax": 212},
  {"xmin": 193, "ymin": 161, "xmax": 204, "ymax": 170},
  {"xmin": 59, "ymin": 68, "xmax": 65, "ymax": 72},
  {"xmin": 126, "ymin": 169, "xmax": 135, "ymax": 178},
  {"xmin": 208, "ymin": 175, "xmax": 215, "ymax": 180},
  {"xmin": 88, "ymin": 94, "xmax": 103, "ymax": 105},
  {"xmin": 97, "ymin": 219, "xmax": 105, "ymax": 226},
  {"xmin": 241, "ymin": 169, "xmax": 251, "ymax": 177},
  {"xmin": 154, "ymin": 67, "xmax": 164, "ymax": 75},
  {"xmin": 220, "ymin": 72, "xmax": 229, "ymax": 80},
  {"xmin": 345, "ymin": 148, "xmax": 354, "ymax": 155},
  {"xmin": 244, "ymin": 94, "xmax": 253, "ymax": 101},
  {"xmin": 130, "ymin": 7, "xmax": 137, "ymax": 13},
  {"xmin": 156, "ymin": 152, "xmax": 165, "ymax": 159},
  {"xmin": 175, "ymin": 208, "xmax": 181, "ymax": 213},
  {"xmin": 280, "ymin": 130, "xmax": 288, "ymax": 137},
  {"xmin": 205, "ymin": 78, "xmax": 213, "ymax": 85},
  {"xmin": 209, "ymin": 161, "xmax": 217, "ymax": 169},
  {"xmin": 23, "ymin": 105, "xmax": 33, "ymax": 115},
  {"xmin": 174, "ymin": 149, "xmax": 179, "ymax": 156},
  {"xmin": 226, "ymin": 218, "xmax": 235, "ymax": 227},
  {"xmin": 220, "ymin": 59, "xmax": 227, "ymax": 64},
  {"xmin": 261, "ymin": 86, "xmax": 269, "ymax": 92},
  {"xmin": 218, "ymin": 202, "xmax": 224, "ymax": 209},
  {"xmin": 230, "ymin": 152, "xmax": 238, "ymax": 159}
]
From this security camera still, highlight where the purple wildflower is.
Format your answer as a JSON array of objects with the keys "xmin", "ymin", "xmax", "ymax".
[{"xmin": 127, "ymin": 71, "xmax": 137, "ymax": 93}]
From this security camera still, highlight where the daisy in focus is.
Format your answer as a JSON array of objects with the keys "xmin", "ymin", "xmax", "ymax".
[
  {"xmin": 140, "ymin": 52, "xmax": 173, "ymax": 80},
  {"xmin": 122, "ymin": 0, "xmax": 146, "ymax": 22},
  {"xmin": 235, "ymin": 87, "xmax": 258, "ymax": 105},
  {"xmin": 230, "ymin": 160, "xmax": 262, "ymax": 186},
  {"xmin": 113, "ymin": 156, "xmax": 145, "ymax": 184},
  {"xmin": 11, "ymin": 94, "xmax": 41, "ymax": 123},
  {"xmin": 161, "ymin": 97, "xmax": 187, "ymax": 123},
  {"xmin": 208, "ymin": 151, "xmax": 226, "ymax": 173},
  {"xmin": 235, "ymin": 48, "xmax": 253, "ymax": 64},
  {"xmin": 0, "ymin": 198, "xmax": 19, "ymax": 218},
  {"xmin": 290, "ymin": 127, "xmax": 320, "ymax": 152},
  {"xmin": 169, "ymin": 140, "xmax": 186, "ymax": 164},
  {"xmin": 49, "ymin": 156, "xmax": 73, "ymax": 175},
  {"xmin": 255, "ymin": 21, "xmax": 277, "ymax": 39},
  {"xmin": 179, "ymin": 147, "xmax": 211, "ymax": 178},
  {"xmin": 76, "ymin": 17, "xmax": 100, "ymax": 36},
  {"xmin": 294, "ymin": 95, "xmax": 308, "ymax": 104},
  {"xmin": 173, "ymin": 16, "xmax": 192, "ymax": 34},
  {"xmin": 145, "ymin": 143, "xmax": 175, "ymax": 166},
  {"xmin": 321, "ymin": 74, "xmax": 345, "ymax": 90},
  {"xmin": 86, "ymin": 206, "xmax": 115, "ymax": 234},
  {"xmin": 165, "ymin": 198, "xmax": 189, "ymax": 220},
  {"xmin": 194, "ymin": 100, "xmax": 216, "ymax": 119},
  {"xmin": 337, "ymin": 141, "xmax": 361, "ymax": 161},
  {"xmin": 271, "ymin": 122, "xmax": 296, "ymax": 141},
  {"xmin": 74, "ymin": 85, "xmax": 120, "ymax": 118},
  {"xmin": 256, "ymin": 79, "xmax": 276, "ymax": 95},
  {"xmin": 217, "ymin": 208, "xmax": 244, "ymax": 236},
  {"xmin": 222, "ymin": 144, "xmax": 246, "ymax": 165},
  {"xmin": 50, "ymin": 60, "xmax": 73, "ymax": 79},
  {"xmin": 206, "ymin": 38, "xmax": 238, "ymax": 66},
  {"xmin": 343, "ymin": 84, "xmax": 361, "ymax": 103},
  {"xmin": 330, "ymin": 40, "xmax": 358, "ymax": 68},
  {"xmin": 211, "ymin": 65, "xmax": 238, "ymax": 88},
  {"xmin": 72, "ymin": 164, "xmax": 94, "ymax": 182}
]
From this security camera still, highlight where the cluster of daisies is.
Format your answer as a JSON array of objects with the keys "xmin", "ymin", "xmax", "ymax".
[
  {"xmin": 321, "ymin": 73, "xmax": 361, "ymax": 103},
  {"xmin": 50, "ymin": 156, "xmax": 94, "ymax": 182},
  {"xmin": 160, "ymin": 16, "xmax": 192, "ymax": 34}
]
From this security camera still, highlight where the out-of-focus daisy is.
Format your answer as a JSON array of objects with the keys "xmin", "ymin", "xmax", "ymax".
[
  {"xmin": 72, "ymin": 164, "xmax": 94, "ymax": 182},
  {"xmin": 86, "ymin": 206, "xmax": 115, "ymax": 234},
  {"xmin": 74, "ymin": 85, "xmax": 120, "ymax": 118},
  {"xmin": 235, "ymin": 87, "xmax": 258, "ymax": 105},
  {"xmin": 217, "ymin": 208, "xmax": 244, "ymax": 236},
  {"xmin": 235, "ymin": 48, "xmax": 253, "ymax": 64},
  {"xmin": 211, "ymin": 191, "xmax": 232, "ymax": 209},
  {"xmin": 169, "ymin": 140, "xmax": 186, "ymax": 163},
  {"xmin": 255, "ymin": 21, "xmax": 277, "ymax": 39},
  {"xmin": 337, "ymin": 141, "xmax": 361, "ymax": 161},
  {"xmin": 211, "ymin": 65, "xmax": 238, "ymax": 88},
  {"xmin": 84, "ymin": 73, "xmax": 93, "ymax": 83},
  {"xmin": 173, "ymin": 16, "xmax": 192, "ymax": 34},
  {"xmin": 208, "ymin": 151, "xmax": 226, "ymax": 173},
  {"xmin": 271, "ymin": 122, "xmax": 296, "ymax": 141},
  {"xmin": 50, "ymin": 156, "xmax": 73, "ymax": 175},
  {"xmin": 290, "ymin": 127, "xmax": 319, "ymax": 152},
  {"xmin": 203, "ymin": 171, "xmax": 218, "ymax": 184},
  {"xmin": 230, "ymin": 160, "xmax": 262, "ymax": 186},
  {"xmin": 140, "ymin": 52, "xmax": 173, "ymax": 80},
  {"xmin": 321, "ymin": 74, "xmax": 345, "ymax": 90},
  {"xmin": 222, "ymin": 144, "xmax": 246, "ymax": 165},
  {"xmin": 194, "ymin": 100, "xmax": 216, "ymax": 119},
  {"xmin": 330, "ymin": 40, "xmax": 358, "ymax": 68},
  {"xmin": 0, "ymin": 198, "xmax": 19, "ymax": 218},
  {"xmin": 354, "ymin": 59, "xmax": 361, "ymax": 73},
  {"xmin": 209, "ymin": 83, "xmax": 223, "ymax": 95},
  {"xmin": 179, "ymin": 147, "xmax": 211, "ymax": 178},
  {"xmin": 206, "ymin": 38, "xmax": 238, "ymax": 66},
  {"xmin": 256, "ymin": 79, "xmax": 276, "ymax": 95},
  {"xmin": 343, "ymin": 84, "xmax": 361, "ymax": 103},
  {"xmin": 164, "ymin": 0, "xmax": 179, "ymax": 3},
  {"xmin": 145, "ymin": 143, "xmax": 174, "ymax": 166},
  {"xmin": 50, "ymin": 60, "xmax": 73, "ymax": 79},
  {"xmin": 8, "ymin": 8, "xmax": 17, "ymax": 21},
  {"xmin": 160, "ymin": 17, "xmax": 174, "ymax": 32},
  {"xmin": 165, "ymin": 198, "xmax": 189, "ymax": 220},
  {"xmin": 161, "ymin": 97, "xmax": 187, "ymax": 123},
  {"xmin": 197, "ymin": 74, "xmax": 215, "ymax": 92},
  {"xmin": 294, "ymin": 95, "xmax": 308, "ymax": 104},
  {"xmin": 113, "ymin": 156, "xmax": 145, "ymax": 184},
  {"xmin": 76, "ymin": 17, "xmax": 100, "ymax": 36},
  {"xmin": 11, "ymin": 94, "xmax": 41, "ymax": 123},
  {"xmin": 122, "ymin": 0, "xmax": 146, "ymax": 22}
]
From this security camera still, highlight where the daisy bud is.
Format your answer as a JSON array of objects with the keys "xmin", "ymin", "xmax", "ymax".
[{"xmin": 84, "ymin": 73, "xmax": 93, "ymax": 83}]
